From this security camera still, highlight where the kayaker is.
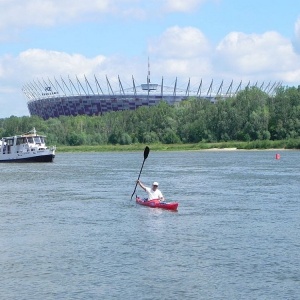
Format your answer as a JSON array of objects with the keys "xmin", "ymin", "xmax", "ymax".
[{"xmin": 136, "ymin": 180, "xmax": 165, "ymax": 201}]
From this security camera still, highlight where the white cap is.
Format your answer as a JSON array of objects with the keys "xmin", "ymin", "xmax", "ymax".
[{"xmin": 152, "ymin": 182, "xmax": 159, "ymax": 186}]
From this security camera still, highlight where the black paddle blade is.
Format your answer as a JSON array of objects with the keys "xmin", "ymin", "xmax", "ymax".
[
  {"xmin": 130, "ymin": 146, "xmax": 150, "ymax": 200},
  {"xmin": 144, "ymin": 146, "xmax": 150, "ymax": 160}
]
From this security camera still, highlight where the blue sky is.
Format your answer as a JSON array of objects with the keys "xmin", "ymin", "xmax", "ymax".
[{"xmin": 1, "ymin": 0, "xmax": 300, "ymax": 118}]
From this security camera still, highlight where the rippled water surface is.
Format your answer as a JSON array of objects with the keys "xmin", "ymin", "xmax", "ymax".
[{"xmin": 0, "ymin": 150, "xmax": 299, "ymax": 299}]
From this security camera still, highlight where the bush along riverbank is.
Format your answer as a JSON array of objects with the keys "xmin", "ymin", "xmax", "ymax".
[{"xmin": 55, "ymin": 139, "xmax": 300, "ymax": 152}]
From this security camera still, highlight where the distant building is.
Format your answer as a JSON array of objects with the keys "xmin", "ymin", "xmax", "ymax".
[{"xmin": 22, "ymin": 75, "xmax": 281, "ymax": 120}]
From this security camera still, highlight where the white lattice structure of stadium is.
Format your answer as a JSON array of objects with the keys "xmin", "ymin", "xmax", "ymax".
[{"xmin": 22, "ymin": 75, "xmax": 281, "ymax": 120}]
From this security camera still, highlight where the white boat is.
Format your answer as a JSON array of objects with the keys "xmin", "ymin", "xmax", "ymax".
[{"xmin": 0, "ymin": 128, "xmax": 56, "ymax": 163}]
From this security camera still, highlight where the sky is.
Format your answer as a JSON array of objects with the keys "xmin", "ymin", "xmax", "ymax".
[{"xmin": 1, "ymin": 0, "xmax": 300, "ymax": 118}]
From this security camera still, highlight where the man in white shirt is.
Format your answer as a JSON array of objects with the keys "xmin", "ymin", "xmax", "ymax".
[{"xmin": 137, "ymin": 180, "xmax": 165, "ymax": 201}]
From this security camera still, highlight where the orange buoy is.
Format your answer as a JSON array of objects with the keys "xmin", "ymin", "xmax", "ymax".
[{"xmin": 275, "ymin": 153, "xmax": 280, "ymax": 160}]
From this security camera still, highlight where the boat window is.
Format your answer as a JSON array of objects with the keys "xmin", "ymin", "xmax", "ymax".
[
  {"xmin": 6, "ymin": 139, "xmax": 14, "ymax": 146},
  {"xmin": 40, "ymin": 137, "xmax": 45, "ymax": 144},
  {"xmin": 17, "ymin": 137, "xmax": 26, "ymax": 145},
  {"xmin": 34, "ymin": 136, "xmax": 41, "ymax": 144},
  {"xmin": 27, "ymin": 137, "xmax": 34, "ymax": 143}
]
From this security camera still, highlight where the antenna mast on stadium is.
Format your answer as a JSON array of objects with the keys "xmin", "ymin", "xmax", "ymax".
[
  {"xmin": 141, "ymin": 57, "xmax": 158, "ymax": 96},
  {"xmin": 147, "ymin": 56, "xmax": 150, "ymax": 84},
  {"xmin": 147, "ymin": 56, "xmax": 150, "ymax": 99}
]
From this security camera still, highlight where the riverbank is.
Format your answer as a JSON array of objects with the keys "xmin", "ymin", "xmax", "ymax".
[{"xmin": 55, "ymin": 139, "xmax": 300, "ymax": 152}]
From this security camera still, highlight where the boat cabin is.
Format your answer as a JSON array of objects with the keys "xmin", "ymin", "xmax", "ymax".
[
  {"xmin": 0, "ymin": 128, "xmax": 55, "ymax": 162},
  {"xmin": 1, "ymin": 134, "xmax": 47, "ymax": 155}
]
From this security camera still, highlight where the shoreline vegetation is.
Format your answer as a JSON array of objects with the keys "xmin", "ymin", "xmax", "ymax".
[{"xmin": 56, "ymin": 139, "xmax": 300, "ymax": 152}]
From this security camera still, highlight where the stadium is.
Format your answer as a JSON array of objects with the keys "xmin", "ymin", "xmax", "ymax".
[{"xmin": 22, "ymin": 74, "xmax": 281, "ymax": 120}]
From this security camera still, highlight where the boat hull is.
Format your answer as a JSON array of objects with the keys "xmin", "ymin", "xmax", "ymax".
[
  {"xmin": 136, "ymin": 197, "xmax": 178, "ymax": 211},
  {"xmin": 0, "ymin": 154, "xmax": 55, "ymax": 163}
]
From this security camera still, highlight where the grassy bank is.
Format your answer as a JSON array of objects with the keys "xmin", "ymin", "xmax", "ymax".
[{"xmin": 55, "ymin": 139, "xmax": 300, "ymax": 152}]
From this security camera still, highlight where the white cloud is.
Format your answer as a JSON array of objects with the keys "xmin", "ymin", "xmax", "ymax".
[
  {"xmin": 0, "ymin": 49, "xmax": 110, "ymax": 86},
  {"xmin": 0, "ymin": 0, "xmax": 215, "ymax": 36},
  {"xmin": 147, "ymin": 26, "xmax": 213, "ymax": 80},
  {"xmin": 0, "ymin": 0, "xmax": 115, "ymax": 32},
  {"xmin": 149, "ymin": 26, "xmax": 211, "ymax": 58},
  {"xmin": 215, "ymin": 31, "xmax": 300, "ymax": 82},
  {"xmin": 162, "ymin": 0, "xmax": 207, "ymax": 13},
  {"xmin": 120, "ymin": 7, "xmax": 147, "ymax": 20},
  {"xmin": 18, "ymin": 49, "xmax": 107, "ymax": 78},
  {"xmin": 151, "ymin": 58, "xmax": 213, "ymax": 90}
]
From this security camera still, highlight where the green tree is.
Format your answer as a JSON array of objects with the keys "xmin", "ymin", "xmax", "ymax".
[{"xmin": 66, "ymin": 132, "xmax": 86, "ymax": 146}]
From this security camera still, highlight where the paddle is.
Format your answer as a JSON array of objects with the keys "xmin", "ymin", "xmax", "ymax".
[{"xmin": 130, "ymin": 146, "xmax": 150, "ymax": 200}]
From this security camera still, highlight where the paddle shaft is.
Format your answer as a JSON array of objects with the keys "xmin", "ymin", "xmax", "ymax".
[{"xmin": 131, "ymin": 147, "xmax": 150, "ymax": 200}]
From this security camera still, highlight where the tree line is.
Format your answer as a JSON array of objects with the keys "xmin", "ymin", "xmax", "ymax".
[{"xmin": 1, "ymin": 85, "xmax": 300, "ymax": 146}]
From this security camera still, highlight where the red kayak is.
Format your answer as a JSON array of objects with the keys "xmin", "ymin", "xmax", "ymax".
[{"xmin": 136, "ymin": 196, "xmax": 178, "ymax": 211}]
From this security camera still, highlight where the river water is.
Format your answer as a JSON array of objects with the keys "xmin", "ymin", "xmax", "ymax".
[{"xmin": 0, "ymin": 150, "xmax": 299, "ymax": 300}]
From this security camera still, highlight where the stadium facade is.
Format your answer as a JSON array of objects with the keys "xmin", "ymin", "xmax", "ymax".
[{"xmin": 22, "ymin": 75, "xmax": 281, "ymax": 120}]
